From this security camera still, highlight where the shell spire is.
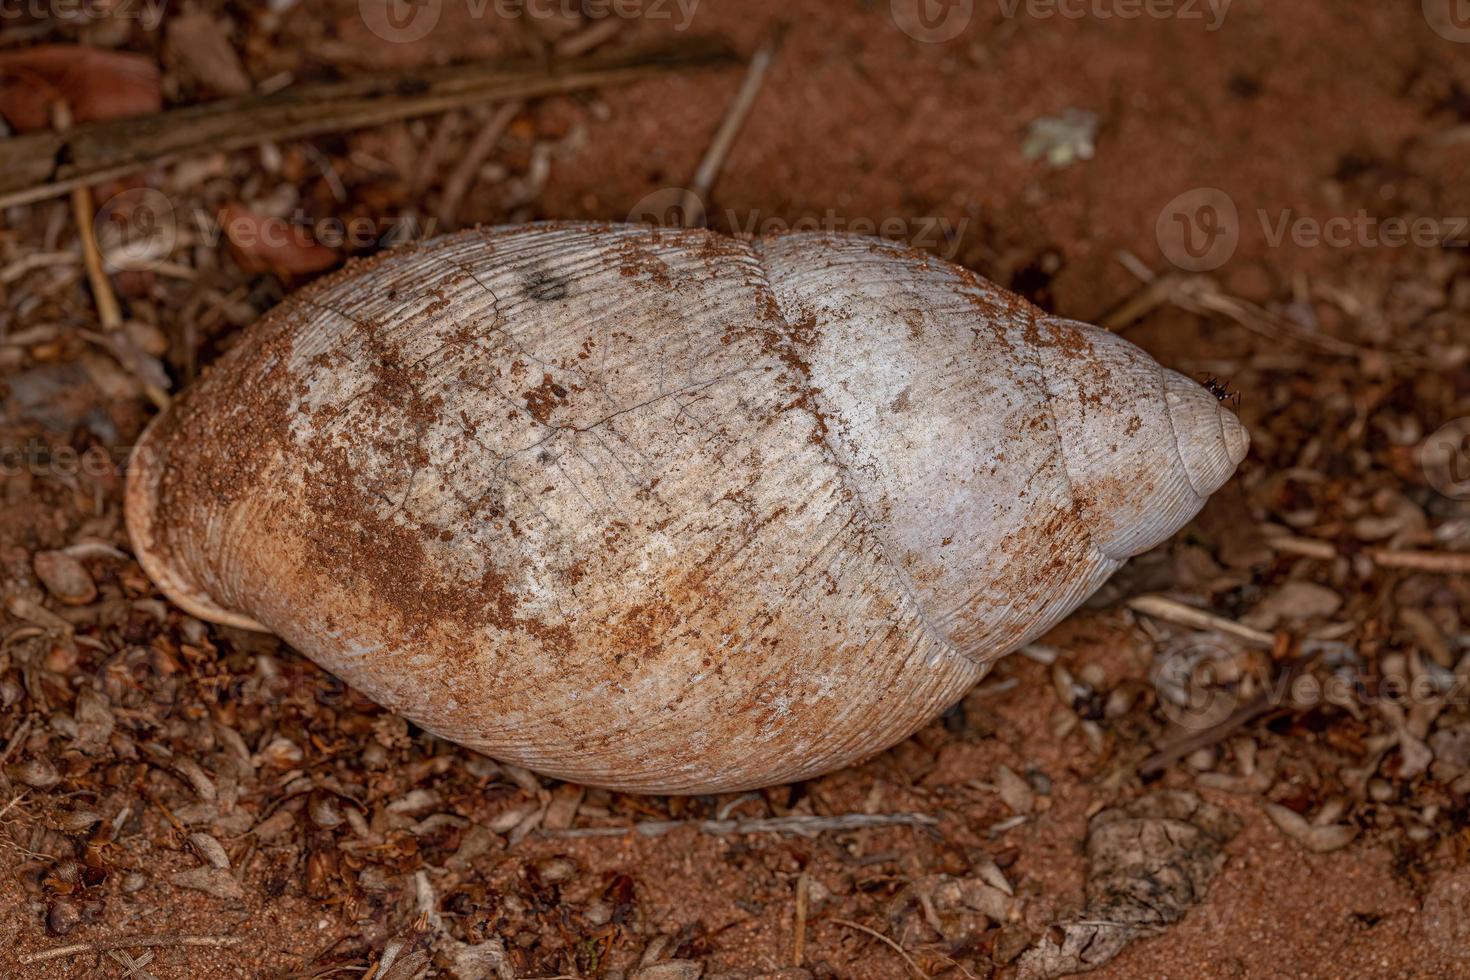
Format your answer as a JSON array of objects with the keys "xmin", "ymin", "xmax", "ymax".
[{"xmin": 1032, "ymin": 314, "xmax": 1249, "ymax": 562}]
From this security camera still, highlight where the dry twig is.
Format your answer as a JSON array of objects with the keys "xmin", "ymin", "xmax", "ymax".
[
  {"xmin": 1367, "ymin": 549, "xmax": 1470, "ymax": 574},
  {"xmin": 1126, "ymin": 594, "xmax": 1276, "ymax": 649},
  {"xmin": 792, "ymin": 871, "xmax": 810, "ymax": 967},
  {"xmin": 678, "ymin": 38, "xmax": 777, "ymax": 225},
  {"xmin": 0, "ymin": 41, "xmax": 738, "ymax": 208},
  {"xmin": 19, "ymin": 934, "xmax": 243, "ymax": 965},
  {"xmin": 436, "ymin": 101, "xmax": 523, "ymax": 228},
  {"xmin": 830, "ymin": 918, "xmax": 929, "ymax": 979},
  {"xmin": 1264, "ymin": 536, "xmax": 1470, "ymax": 574},
  {"xmin": 538, "ymin": 811, "xmax": 937, "ymax": 840}
]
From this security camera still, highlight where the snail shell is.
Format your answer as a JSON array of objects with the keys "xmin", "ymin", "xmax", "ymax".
[{"xmin": 126, "ymin": 223, "xmax": 1247, "ymax": 793}]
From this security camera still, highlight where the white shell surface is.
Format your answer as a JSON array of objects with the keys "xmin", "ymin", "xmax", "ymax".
[{"xmin": 126, "ymin": 223, "xmax": 1247, "ymax": 793}]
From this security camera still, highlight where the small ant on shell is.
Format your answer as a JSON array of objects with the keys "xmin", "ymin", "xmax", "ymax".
[{"xmin": 1198, "ymin": 374, "xmax": 1242, "ymax": 410}]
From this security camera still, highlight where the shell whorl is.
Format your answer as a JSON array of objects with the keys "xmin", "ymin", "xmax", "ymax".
[
  {"xmin": 1033, "ymin": 316, "xmax": 1250, "ymax": 563},
  {"xmin": 125, "ymin": 223, "xmax": 1247, "ymax": 793}
]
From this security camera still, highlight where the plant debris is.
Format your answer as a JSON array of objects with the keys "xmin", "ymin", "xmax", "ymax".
[{"xmin": 2, "ymin": 4, "xmax": 1469, "ymax": 979}]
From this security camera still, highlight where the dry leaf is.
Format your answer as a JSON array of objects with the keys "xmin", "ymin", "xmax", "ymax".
[
  {"xmin": 631, "ymin": 963, "xmax": 703, "ymax": 980},
  {"xmin": 441, "ymin": 937, "xmax": 516, "ymax": 980},
  {"xmin": 1018, "ymin": 791, "xmax": 1240, "ymax": 979},
  {"xmin": 1241, "ymin": 581, "xmax": 1343, "ymax": 629},
  {"xmin": 0, "ymin": 45, "xmax": 160, "ymax": 132},
  {"xmin": 219, "ymin": 204, "xmax": 341, "ymax": 279},
  {"xmin": 171, "ymin": 865, "xmax": 244, "ymax": 900},
  {"xmin": 166, "ymin": 12, "xmax": 253, "ymax": 97},
  {"xmin": 996, "ymin": 764, "xmax": 1036, "ymax": 815}
]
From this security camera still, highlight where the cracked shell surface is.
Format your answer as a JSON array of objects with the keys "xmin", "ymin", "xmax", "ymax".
[{"xmin": 125, "ymin": 223, "xmax": 1247, "ymax": 793}]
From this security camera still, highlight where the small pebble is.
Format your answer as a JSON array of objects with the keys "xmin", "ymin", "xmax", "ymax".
[
  {"xmin": 535, "ymin": 856, "xmax": 577, "ymax": 883},
  {"xmin": 9, "ymin": 756, "xmax": 61, "ymax": 789},
  {"xmin": 308, "ymin": 789, "xmax": 344, "ymax": 829},
  {"xmin": 188, "ymin": 831, "xmax": 231, "ymax": 870},
  {"xmin": 1186, "ymin": 747, "xmax": 1219, "ymax": 772},
  {"xmin": 255, "ymin": 736, "xmax": 304, "ymax": 769},
  {"xmin": 995, "ymin": 765, "xmax": 1035, "ymax": 815},
  {"xmin": 45, "ymin": 898, "xmax": 81, "ymax": 936},
  {"xmin": 362, "ymin": 742, "xmax": 389, "ymax": 769},
  {"xmin": 56, "ymin": 808, "xmax": 102, "ymax": 833},
  {"xmin": 32, "ymin": 551, "xmax": 97, "ymax": 605}
]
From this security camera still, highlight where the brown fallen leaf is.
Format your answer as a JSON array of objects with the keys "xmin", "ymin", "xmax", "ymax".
[
  {"xmin": 219, "ymin": 204, "xmax": 341, "ymax": 279},
  {"xmin": 1018, "ymin": 790, "xmax": 1241, "ymax": 979},
  {"xmin": 171, "ymin": 865, "xmax": 244, "ymax": 900},
  {"xmin": 166, "ymin": 11, "xmax": 253, "ymax": 97},
  {"xmin": 0, "ymin": 45, "xmax": 161, "ymax": 132}
]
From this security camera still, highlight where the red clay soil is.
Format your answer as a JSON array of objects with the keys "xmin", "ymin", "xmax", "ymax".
[{"xmin": 2, "ymin": 1, "xmax": 1470, "ymax": 978}]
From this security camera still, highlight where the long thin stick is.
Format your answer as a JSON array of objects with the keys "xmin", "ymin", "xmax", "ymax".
[
  {"xmin": 51, "ymin": 103, "xmax": 124, "ymax": 332},
  {"xmin": 792, "ymin": 872, "xmax": 810, "ymax": 967},
  {"xmin": 1136, "ymin": 692, "xmax": 1275, "ymax": 778},
  {"xmin": 436, "ymin": 100, "xmax": 522, "ymax": 228},
  {"xmin": 1126, "ymin": 594, "xmax": 1276, "ymax": 649},
  {"xmin": 0, "ymin": 40, "xmax": 737, "ymax": 209},
  {"xmin": 830, "ymin": 919, "xmax": 930, "ymax": 979},
  {"xmin": 19, "ymin": 934, "xmax": 243, "ymax": 965},
  {"xmin": 1368, "ymin": 549, "xmax": 1470, "ymax": 574},
  {"xmin": 538, "ymin": 811, "xmax": 937, "ymax": 840},
  {"xmin": 679, "ymin": 39, "xmax": 776, "ymax": 226},
  {"xmin": 1265, "ymin": 536, "xmax": 1470, "ymax": 574}
]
